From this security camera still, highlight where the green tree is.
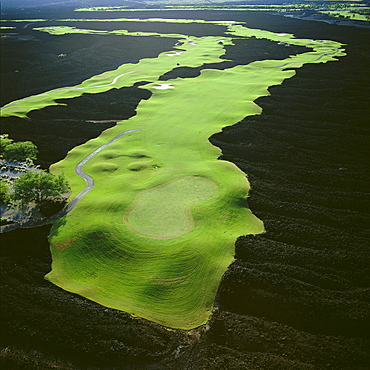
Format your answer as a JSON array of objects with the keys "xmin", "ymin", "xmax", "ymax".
[
  {"xmin": 11, "ymin": 170, "xmax": 69, "ymax": 207},
  {"xmin": 0, "ymin": 134, "xmax": 13, "ymax": 155},
  {"xmin": 0, "ymin": 179, "xmax": 10, "ymax": 204},
  {"xmin": 4, "ymin": 141, "xmax": 38, "ymax": 162}
]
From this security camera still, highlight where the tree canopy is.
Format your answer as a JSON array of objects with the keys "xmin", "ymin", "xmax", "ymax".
[
  {"xmin": 0, "ymin": 180, "xmax": 10, "ymax": 204},
  {"xmin": 11, "ymin": 170, "xmax": 69, "ymax": 207},
  {"xmin": 3, "ymin": 141, "xmax": 38, "ymax": 162},
  {"xmin": 0, "ymin": 135, "xmax": 14, "ymax": 155}
]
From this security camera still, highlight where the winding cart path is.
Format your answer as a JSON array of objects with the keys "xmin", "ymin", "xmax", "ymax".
[
  {"xmin": 0, "ymin": 129, "xmax": 142, "ymax": 233},
  {"xmin": 0, "ymin": 48, "xmax": 339, "ymax": 234}
]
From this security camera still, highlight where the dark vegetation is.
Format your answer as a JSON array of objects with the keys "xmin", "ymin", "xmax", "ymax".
[
  {"xmin": 0, "ymin": 135, "xmax": 38, "ymax": 162},
  {"xmin": 2, "ymin": 141, "xmax": 37, "ymax": 162},
  {"xmin": 1, "ymin": 8, "xmax": 369, "ymax": 369},
  {"xmin": 0, "ymin": 136, "xmax": 68, "ymax": 218},
  {"xmin": 0, "ymin": 181, "xmax": 10, "ymax": 204},
  {"xmin": 11, "ymin": 170, "xmax": 69, "ymax": 208},
  {"xmin": 0, "ymin": 135, "xmax": 13, "ymax": 154}
]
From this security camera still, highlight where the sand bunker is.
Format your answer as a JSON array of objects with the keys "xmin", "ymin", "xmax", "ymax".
[
  {"xmin": 152, "ymin": 83, "xmax": 175, "ymax": 90},
  {"xmin": 165, "ymin": 51, "xmax": 183, "ymax": 56}
]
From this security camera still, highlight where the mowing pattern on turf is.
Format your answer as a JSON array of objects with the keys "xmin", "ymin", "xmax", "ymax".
[
  {"xmin": 126, "ymin": 176, "xmax": 217, "ymax": 238},
  {"xmin": 0, "ymin": 17, "xmax": 346, "ymax": 329}
]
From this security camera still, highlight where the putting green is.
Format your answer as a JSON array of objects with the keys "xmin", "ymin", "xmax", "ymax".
[
  {"xmin": 126, "ymin": 176, "xmax": 217, "ymax": 238},
  {"xmin": 0, "ymin": 18, "xmax": 346, "ymax": 329}
]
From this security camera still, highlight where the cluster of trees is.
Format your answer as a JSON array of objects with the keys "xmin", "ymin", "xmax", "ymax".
[
  {"xmin": 0, "ymin": 180, "xmax": 10, "ymax": 204},
  {"xmin": 1, "ymin": 171, "xmax": 69, "ymax": 208},
  {"xmin": 0, "ymin": 134, "xmax": 69, "ymax": 211},
  {"xmin": 0, "ymin": 134, "xmax": 38, "ymax": 162}
]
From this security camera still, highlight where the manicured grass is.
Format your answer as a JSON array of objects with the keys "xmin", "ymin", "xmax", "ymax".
[
  {"xmin": 0, "ymin": 26, "xmax": 233, "ymax": 118},
  {"xmin": 320, "ymin": 10, "xmax": 369, "ymax": 21},
  {"xmin": 0, "ymin": 20, "xmax": 345, "ymax": 119},
  {"xmin": 1, "ymin": 18, "xmax": 346, "ymax": 329},
  {"xmin": 33, "ymin": 25, "xmax": 186, "ymax": 38},
  {"xmin": 126, "ymin": 176, "xmax": 217, "ymax": 238}
]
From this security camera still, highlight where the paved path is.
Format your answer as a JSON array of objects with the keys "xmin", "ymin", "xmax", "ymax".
[
  {"xmin": 0, "ymin": 129, "xmax": 142, "ymax": 233},
  {"xmin": 63, "ymin": 128, "xmax": 142, "ymax": 214}
]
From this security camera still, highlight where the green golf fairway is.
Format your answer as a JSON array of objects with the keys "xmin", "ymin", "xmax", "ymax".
[
  {"xmin": 48, "ymin": 64, "xmax": 270, "ymax": 329},
  {"xmin": 1, "ymin": 18, "xmax": 346, "ymax": 329},
  {"xmin": 0, "ymin": 19, "xmax": 345, "ymax": 119},
  {"xmin": 0, "ymin": 31, "xmax": 233, "ymax": 118},
  {"xmin": 320, "ymin": 10, "xmax": 369, "ymax": 21}
]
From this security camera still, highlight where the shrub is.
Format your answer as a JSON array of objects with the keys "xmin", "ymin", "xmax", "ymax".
[
  {"xmin": 0, "ymin": 134, "xmax": 13, "ymax": 155},
  {"xmin": 4, "ymin": 141, "xmax": 38, "ymax": 162},
  {"xmin": 0, "ymin": 179, "xmax": 10, "ymax": 204},
  {"xmin": 11, "ymin": 170, "xmax": 69, "ymax": 207}
]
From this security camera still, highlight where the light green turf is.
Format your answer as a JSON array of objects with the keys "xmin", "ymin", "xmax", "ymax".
[
  {"xmin": 33, "ymin": 25, "xmax": 187, "ymax": 38},
  {"xmin": 0, "ymin": 27, "xmax": 233, "ymax": 118},
  {"xmin": 1, "ymin": 18, "xmax": 346, "ymax": 329},
  {"xmin": 0, "ymin": 20, "xmax": 345, "ymax": 119},
  {"xmin": 320, "ymin": 10, "xmax": 369, "ymax": 21},
  {"xmin": 127, "ymin": 176, "xmax": 217, "ymax": 238}
]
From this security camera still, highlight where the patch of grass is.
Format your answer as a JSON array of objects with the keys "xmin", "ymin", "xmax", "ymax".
[
  {"xmin": 126, "ymin": 176, "xmax": 216, "ymax": 238},
  {"xmin": 0, "ymin": 29, "xmax": 232, "ymax": 118},
  {"xmin": 320, "ymin": 10, "xmax": 370, "ymax": 21},
  {"xmin": 91, "ymin": 162, "xmax": 119, "ymax": 173},
  {"xmin": 0, "ymin": 20, "xmax": 345, "ymax": 119}
]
